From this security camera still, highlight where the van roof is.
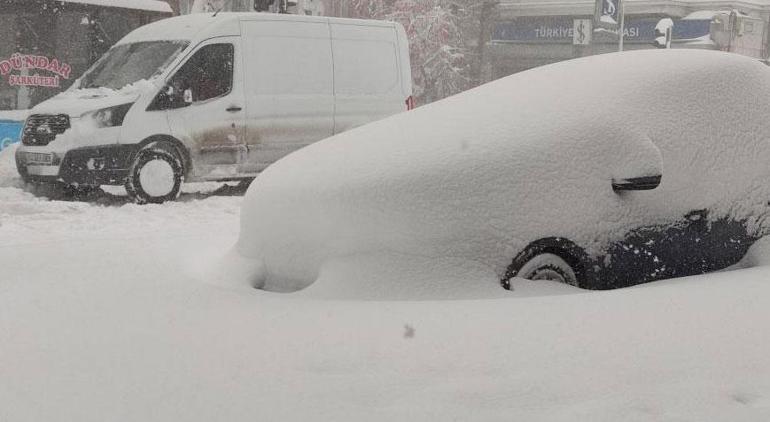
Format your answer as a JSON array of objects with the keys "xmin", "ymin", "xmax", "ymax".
[{"xmin": 117, "ymin": 12, "xmax": 397, "ymax": 46}]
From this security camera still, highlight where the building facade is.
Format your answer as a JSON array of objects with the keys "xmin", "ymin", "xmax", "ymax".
[
  {"xmin": 177, "ymin": 0, "xmax": 329, "ymax": 15},
  {"xmin": 0, "ymin": 0, "xmax": 172, "ymax": 112},
  {"xmin": 484, "ymin": 0, "xmax": 770, "ymax": 81}
]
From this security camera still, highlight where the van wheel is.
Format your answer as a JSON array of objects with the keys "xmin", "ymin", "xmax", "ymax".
[
  {"xmin": 125, "ymin": 147, "xmax": 183, "ymax": 204},
  {"xmin": 513, "ymin": 253, "xmax": 579, "ymax": 287}
]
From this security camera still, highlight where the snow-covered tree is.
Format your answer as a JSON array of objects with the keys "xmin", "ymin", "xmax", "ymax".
[{"xmin": 346, "ymin": 0, "xmax": 477, "ymax": 105}]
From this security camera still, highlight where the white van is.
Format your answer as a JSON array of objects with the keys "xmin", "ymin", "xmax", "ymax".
[{"xmin": 15, "ymin": 12, "xmax": 413, "ymax": 203}]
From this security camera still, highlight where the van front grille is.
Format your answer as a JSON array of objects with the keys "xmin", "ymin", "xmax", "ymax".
[{"xmin": 22, "ymin": 114, "xmax": 70, "ymax": 146}]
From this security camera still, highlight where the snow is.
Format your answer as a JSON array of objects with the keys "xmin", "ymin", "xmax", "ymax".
[
  {"xmin": 655, "ymin": 18, "xmax": 674, "ymax": 33},
  {"xmin": 9, "ymin": 244, "xmax": 770, "ymax": 421},
  {"xmin": 682, "ymin": 10, "xmax": 724, "ymax": 20},
  {"xmin": 0, "ymin": 109, "xmax": 29, "ymax": 122},
  {"xmin": 63, "ymin": 78, "xmax": 159, "ymax": 101},
  {"xmin": 0, "ymin": 144, "xmax": 22, "ymax": 188},
  {"xmin": 0, "ymin": 144, "xmax": 242, "ymax": 244},
  {"xmin": 138, "ymin": 159, "xmax": 176, "ymax": 197},
  {"xmin": 237, "ymin": 49, "xmax": 770, "ymax": 293},
  {"xmin": 5, "ymin": 117, "xmax": 770, "ymax": 420},
  {"xmin": 23, "ymin": 79, "xmax": 162, "ymax": 154},
  {"xmin": 679, "ymin": 34, "xmax": 717, "ymax": 47},
  {"xmin": 42, "ymin": 78, "xmax": 159, "ymax": 116},
  {"xmin": 58, "ymin": 0, "xmax": 173, "ymax": 13}
]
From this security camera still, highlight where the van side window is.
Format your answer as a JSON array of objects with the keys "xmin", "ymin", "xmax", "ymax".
[{"xmin": 172, "ymin": 43, "xmax": 234, "ymax": 103}]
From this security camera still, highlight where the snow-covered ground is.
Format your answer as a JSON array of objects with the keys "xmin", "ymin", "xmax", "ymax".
[{"xmin": 2, "ymin": 144, "xmax": 770, "ymax": 421}]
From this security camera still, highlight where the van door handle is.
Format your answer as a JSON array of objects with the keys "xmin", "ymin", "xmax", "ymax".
[{"xmin": 226, "ymin": 106, "xmax": 242, "ymax": 112}]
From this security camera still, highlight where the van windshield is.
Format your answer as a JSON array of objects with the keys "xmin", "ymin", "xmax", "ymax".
[{"xmin": 79, "ymin": 41, "xmax": 189, "ymax": 90}]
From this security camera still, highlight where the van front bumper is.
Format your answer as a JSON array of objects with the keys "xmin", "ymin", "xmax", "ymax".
[{"xmin": 16, "ymin": 144, "xmax": 140, "ymax": 185}]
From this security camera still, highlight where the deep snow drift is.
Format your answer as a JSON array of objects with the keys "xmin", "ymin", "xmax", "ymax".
[{"xmin": 4, "ymin": 118, "xmax": 770, "ymax": 421}]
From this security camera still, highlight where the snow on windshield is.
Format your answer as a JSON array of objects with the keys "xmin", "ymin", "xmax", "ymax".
[{"xmin": 79, "ymin": 41, "xmax": 188, "ymax": 90}]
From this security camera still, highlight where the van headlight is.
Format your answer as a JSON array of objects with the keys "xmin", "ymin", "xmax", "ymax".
[{"xmin": 85, "ymin": 103, "xmax": 134, "ymax": 128}]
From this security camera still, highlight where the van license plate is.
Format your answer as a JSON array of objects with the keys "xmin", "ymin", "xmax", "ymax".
[{"xmin": 25, "ymin": 152, "xmax": 53, "ymax": 165}]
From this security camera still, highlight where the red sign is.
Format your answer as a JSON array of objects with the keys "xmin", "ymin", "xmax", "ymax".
[{"xmin": 0, "ymin": 53, "xmax": 72, "ymax": 88}]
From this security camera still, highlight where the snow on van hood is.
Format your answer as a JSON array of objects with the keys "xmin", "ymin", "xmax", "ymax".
[
  {"xmin": 23, "ymin": 79, "xmax": 160, "ymax": 153},
  {"xmin": 31, "ymin": 79, "xmax": 159, "ymax": 117},
  {"xmin": 235, "ymin": 49, "xmax": 770, "ymax": 296}
]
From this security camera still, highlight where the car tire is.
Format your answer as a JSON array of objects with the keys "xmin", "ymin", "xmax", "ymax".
[
  {"xmin": 125, "ymin": 147, "xmax": 183, "ymax": 204},
  {"xmin": 514, "ymin": 253, "xmax": 579, "ymax": 287}
]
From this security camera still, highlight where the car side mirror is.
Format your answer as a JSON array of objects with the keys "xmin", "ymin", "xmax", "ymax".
[
  {"xmin": 610, "ymin": 133, "xmax": 664, "ymax": 193},
  {"xmin": 612, "ymin": 174, "xmax": 662, "ymax": 191}
]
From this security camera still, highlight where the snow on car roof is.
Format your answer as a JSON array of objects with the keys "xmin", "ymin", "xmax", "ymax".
[{"xmin": 58, "ymin": 0, "xmax": 172, "ymax": 13}]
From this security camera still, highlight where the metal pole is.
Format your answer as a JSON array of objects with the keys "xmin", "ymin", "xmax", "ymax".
[{"xmin": 618, "ymin": 0, "xmax": 625, "ymax": 51}]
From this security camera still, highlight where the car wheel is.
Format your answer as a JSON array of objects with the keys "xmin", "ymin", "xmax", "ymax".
[
  {"xmin": 125, "ymin": 147, "xmax": 183, "ymax": 204},
  {"xmin": 515, "ymin": 253, "xmax": 579, "ymax": 287}
]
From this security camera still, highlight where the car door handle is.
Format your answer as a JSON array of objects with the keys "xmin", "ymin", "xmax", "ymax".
[{"xmin": 226, "ymin": 106, "xmax": 242, "ymax": 112}]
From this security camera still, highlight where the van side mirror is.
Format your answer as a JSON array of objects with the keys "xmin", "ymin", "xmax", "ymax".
[{"xmin": 147, "ymin": 84, "xmax": 190, "ymax": 111}]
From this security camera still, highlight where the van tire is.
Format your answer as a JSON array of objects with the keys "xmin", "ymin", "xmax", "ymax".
[{"xmin": 125, "ymin": 147, "xmax": 183, "ymax": 204}]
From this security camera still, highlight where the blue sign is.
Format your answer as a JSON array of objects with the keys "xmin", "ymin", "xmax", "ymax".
[
  {"xmin": 493, "ymin": 17, "xmax": 711, "ymax": 44},
  {"xmin": 0, "ymin": 119, "xmax": 24, "ymax": 151},
  {"xmin": 596, "ymin": 0, "xmax": 622, "ymax": 29}
]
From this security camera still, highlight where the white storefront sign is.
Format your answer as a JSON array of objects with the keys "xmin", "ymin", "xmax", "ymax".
[{"xmin": 573, "ymin": 19, "xmax": 592, "ymax": 45}]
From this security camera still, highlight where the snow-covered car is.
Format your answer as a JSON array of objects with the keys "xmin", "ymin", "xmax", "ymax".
[
  {"xmin": 235, "ymin": 50, "xmax": 770, "ymax": 292},
  {"xmin": 15, "ymin": 13, "xmax": 412, "ymax": 204}
]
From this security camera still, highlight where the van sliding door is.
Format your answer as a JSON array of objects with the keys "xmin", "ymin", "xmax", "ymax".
[
  {"xmin": 240, "ymin": 20, "xmax": 334, "ymax": 173},
  {"xmin": 165, "ymin": 38, "xmax": 247, "ymax": 180},
  {"xmin": 331, "ymin": 23, "xmax": 406, "ymax": 134}
]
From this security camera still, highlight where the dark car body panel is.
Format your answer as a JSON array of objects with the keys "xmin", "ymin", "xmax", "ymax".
[{"xmin": 505, "ymin": 210, "xmax": 760, "ymax": 290}]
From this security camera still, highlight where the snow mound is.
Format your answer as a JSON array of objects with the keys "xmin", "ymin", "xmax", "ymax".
[
  {"xmin": 236, "ymin": 49, "xmax": 770, "ymax": 295},
  {"xmin": 731, "ymin": 236, "xmax": 770, "ymax": 268},
  {"xmin": 6, "ymin": 233, "xmax": 770, "ymax": 420},
  {"xmin": 0, "ymin": 143, "xmax": 22, "ymax": 188},
  {"xmin": 299, "ymin": 253, "xmax": 509, "ymax": 300}
]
